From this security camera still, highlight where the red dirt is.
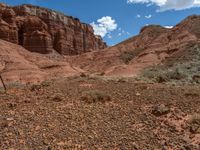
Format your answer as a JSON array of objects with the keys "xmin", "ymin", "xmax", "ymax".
[
  {"xmin": 0, "ymin": 77, "xmax": 200, "ymax": 149},
  {"xmin": 0, "ymin": 40, "xmax": 82, "ymax": 84}
]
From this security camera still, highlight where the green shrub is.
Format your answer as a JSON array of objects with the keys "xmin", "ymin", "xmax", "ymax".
[{"xmin": 140, "ymin": 64, "xmax": 189, "ymax": 83}]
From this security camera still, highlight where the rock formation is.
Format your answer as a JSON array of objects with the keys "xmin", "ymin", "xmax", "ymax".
[
  {"xmin": 71, "ymin": 15, "xmax": 200, "ymax": 77},
  {"xmin": 0, "ymin": 3, "xmax": 106, "ymax": 55}
]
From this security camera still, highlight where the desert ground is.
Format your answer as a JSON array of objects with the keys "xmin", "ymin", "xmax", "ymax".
[
  {"xmin": 0, "ymin": 3, "xmax": 200, "ymax": 150},
  {"xmin": 0, "ymin": 76, "xmax": 200, "ymax": 149}
]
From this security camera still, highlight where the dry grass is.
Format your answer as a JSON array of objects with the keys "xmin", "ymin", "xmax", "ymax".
[
  {"xmin": 120, "ymin": 48, "xmax": 144, "ymax": 64},
  {"xmin": 189, "ymin": 113, "xmax": 200, "ymax": 125},
  {"xmin": 80, "ymin": 90, "xmax": 111, "ymax": 104}
]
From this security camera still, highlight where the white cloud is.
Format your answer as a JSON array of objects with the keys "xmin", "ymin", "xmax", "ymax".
[
  {"xmin": 117, "ymin": 27, "xmax": 131, "ymax": 37},
  {"xmin": 118, "ymin": 33, "xmax": 122, "ymax": 36},
  {"xmin": 127, "ymin": 0, "xmax": 200, "ymax": 11},
  {"xmin": 91, "ymin": 16, "xmax": 117, "ymax": 38},
  {"xmin": 28, "ymin": 0, "xmax": 37, "ymax": 4},
  {"xmin": 136, "ymin": 14, "xmax": 141, "ymax": 18},
  {"xmin": 107, "ymin": 34, "xmax": 112, "ymax": 39},
  {"xmin": 127, "ymin": 0, "xmax": 165, "ymax": 6},
  {"xmin": 164, "ymin": 25, "xmax": 173, "ymax": 29},
  {"xmin": 145, "ymin": 14, "xmax": 152, "ymax": 19}
]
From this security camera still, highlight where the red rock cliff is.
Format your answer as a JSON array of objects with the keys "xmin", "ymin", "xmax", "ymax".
[{"xmin": 0, "ymin": 3, "xmax": 107, "ymax": 55}]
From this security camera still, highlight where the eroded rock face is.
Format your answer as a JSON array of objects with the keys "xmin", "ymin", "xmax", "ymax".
[
  {"xmin": 71, "ymin": 15, "xmax": 200, "ymax": 77},
  {"xmin": 0, "ymin": 3, "xmax": 106, "ymax": 55}
]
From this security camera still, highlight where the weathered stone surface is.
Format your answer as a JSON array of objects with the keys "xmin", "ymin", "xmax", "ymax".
[
  {"xmin": 71, "ymin": 15, "xmax": 200, "ymax": 77},
  {"xmin": 0, "ymin": 3, "xmax": 106, "ymax": 55}
]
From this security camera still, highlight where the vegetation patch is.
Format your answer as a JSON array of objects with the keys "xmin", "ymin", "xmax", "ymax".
[
  {"xmin": 120, "ymin": 48, "xmax": 144, "ymax": 64},
  {"xmin": 51, "ymin": 95, "xmax": 64, "ymax": 102},
  {"xmin": 139, "ymin": 62, "xmax": 200, "ymax": 84},
  {"xmin": 138, "ymin": 44, "xmax": 200, "ymax": 84},
  {"xmin": 80, "ymin": 90, "xmax": 111, "ymax": 104},
  {"xmin": 189, "ymin": 114, "xmax": 200, "ymax": 134}
]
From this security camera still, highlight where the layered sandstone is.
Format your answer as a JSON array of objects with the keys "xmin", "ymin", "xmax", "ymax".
[
  {"xmin": 0, "ymin": 3, "xmax": 106, "ymax": 55},
  {"xmin": 71, "ymin": 15, "xmax": 200, "ymax": 77},
  {"xmin": 0, "ymin": 39, "xmax": 82, "ymax": 84}
]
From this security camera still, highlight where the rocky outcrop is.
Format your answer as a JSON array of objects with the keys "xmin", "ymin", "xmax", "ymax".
[
  {"xmin": 0, "ymin": 3, "xmax": 106, "ymax": 55},
  {"xmin": 71, "ymin": 15, "xmax": 200, "ymax": 77}
]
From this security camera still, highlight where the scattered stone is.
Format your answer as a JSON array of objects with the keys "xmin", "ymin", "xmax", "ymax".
[
  {"xmin": 190, "ymin": 124, "xmax": 200, "ymax": 134},
  {"xmin": 30, "ymin": 84, "xmax": 41, "ymax": 91},
  {"xmin": 43, "ymin": 139, "xmax": 50, "ymax": 145},
  {"xmin": 80, "ymin": 73, "xmax": 87, "ymax": 78},
  {"xmin": 192, "ymin": 75, "xmax": 200, "ymax": 83},
  {"xmin": 57, "ymin": 141, "xmax": 65, "ymax": 146},
  {"xmin": 152, "ymin": 104, "xmax": 170, "ymax": 116},
  {"xmin": 184, "ymin": 92, "xmax": 199, "ymax": 98},
  {"xmin": 189, "ymin": 113, "xmax": 200, "ymax": 133},
  {"xmin": 136, "ymin": 92, "xmax": 141, "ymax": 96},
  {"xmin": 6, "ymin": 118, "xmax": 14, "ymax": 121},
  {"xmin": 51, "ymin": 95, "xmax": 63, "ymax": 102},
  {"xmin": 8, "ymin": 103, "xmax": 17, "ymax": 108},
  {"xmin": 132, "ymin": 142, "xmax": 139, "ymax": 149},
  {"xmin": 182, "ymin": 144, "xmax": 197, "ymax": 150}
]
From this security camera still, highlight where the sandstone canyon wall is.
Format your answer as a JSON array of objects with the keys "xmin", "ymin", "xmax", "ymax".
[{"xmin": 0, "ymin": 3, "xmax": 106, "ymax": 55}]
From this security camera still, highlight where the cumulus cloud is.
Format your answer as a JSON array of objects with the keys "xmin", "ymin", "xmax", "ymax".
[
  {"xmin": 145, "ymin": 14, "xmax": 152, "ymax": 19},
  {"xmin": 127, "ymin": 0, "xmax": 200, "ymax": 11},
  {"xmin": 164, "ymin": 25, "xmax": 173, "ymax": 29},
  {"xmin": 90, "ymin": 16, "xmax": 117, "ymax": 38}
]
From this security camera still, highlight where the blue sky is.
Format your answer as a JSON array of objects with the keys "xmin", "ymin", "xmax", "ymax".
[{"xmin": 1, "ymin": 0, "xmax": 200, "ymax": 45}]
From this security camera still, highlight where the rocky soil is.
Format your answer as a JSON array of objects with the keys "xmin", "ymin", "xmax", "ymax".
[
  {"xmin": 0, "ymin": 76, "xmax": 200, "ymax": 149},
  {"xmin": 0, "ymin": 3, "xmax": 200, "ymax": 150}
]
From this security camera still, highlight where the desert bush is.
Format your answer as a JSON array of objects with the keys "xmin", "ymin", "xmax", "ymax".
[
  {"xmin": 30, "ymin": 84, "xmax": 41, "ymax": 91},
  {"xmin": 155, "ymin": 74, "xmax": 168, "ymax": 83},
  {"xmin": 189, "ymin": 114, "xmax": 200, "ymax": 125},
  {"xmin": 117, "ymin": 78, "xmax": 127, "ymax": 83},
  {"xmin": 140, "ymin": 64, "xmax": 189, "ymax": 83},
  {"xmin": 188, "ymin": 113, "xmax": 200, "ymax": 133},
  {"xmin": 41, "ymin": 80, "xmax": 51, "ymax": 87},
  {"xmin": 51, "ymin": 95, "xmax": 63, "ymax": 102},
  {"xmin": 120, "ymin": 48, "xmax": 144, "ymax": 64},
  {"xmin": 80, "ymin": 72, "xmax": 88, "ymax": 78},
  {"xmin": 192, "ymin": 74, "xmax": 200, "ymax": 83},
  {"xmin": 80, "ymin": 90, "xmax": 111, "ymax": 104},
  {"xmin": 169, "ymin": 68, "xmax": 187, "ymax": 80},
  {"xmin": 120, "ymin": 51, "xmax": 135, "ymax": 64}
]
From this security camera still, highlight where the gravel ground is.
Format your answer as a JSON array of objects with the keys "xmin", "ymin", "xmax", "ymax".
[{"xmin": 0, "ymin": 77, "xmax": 200, "ymax": 149}]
